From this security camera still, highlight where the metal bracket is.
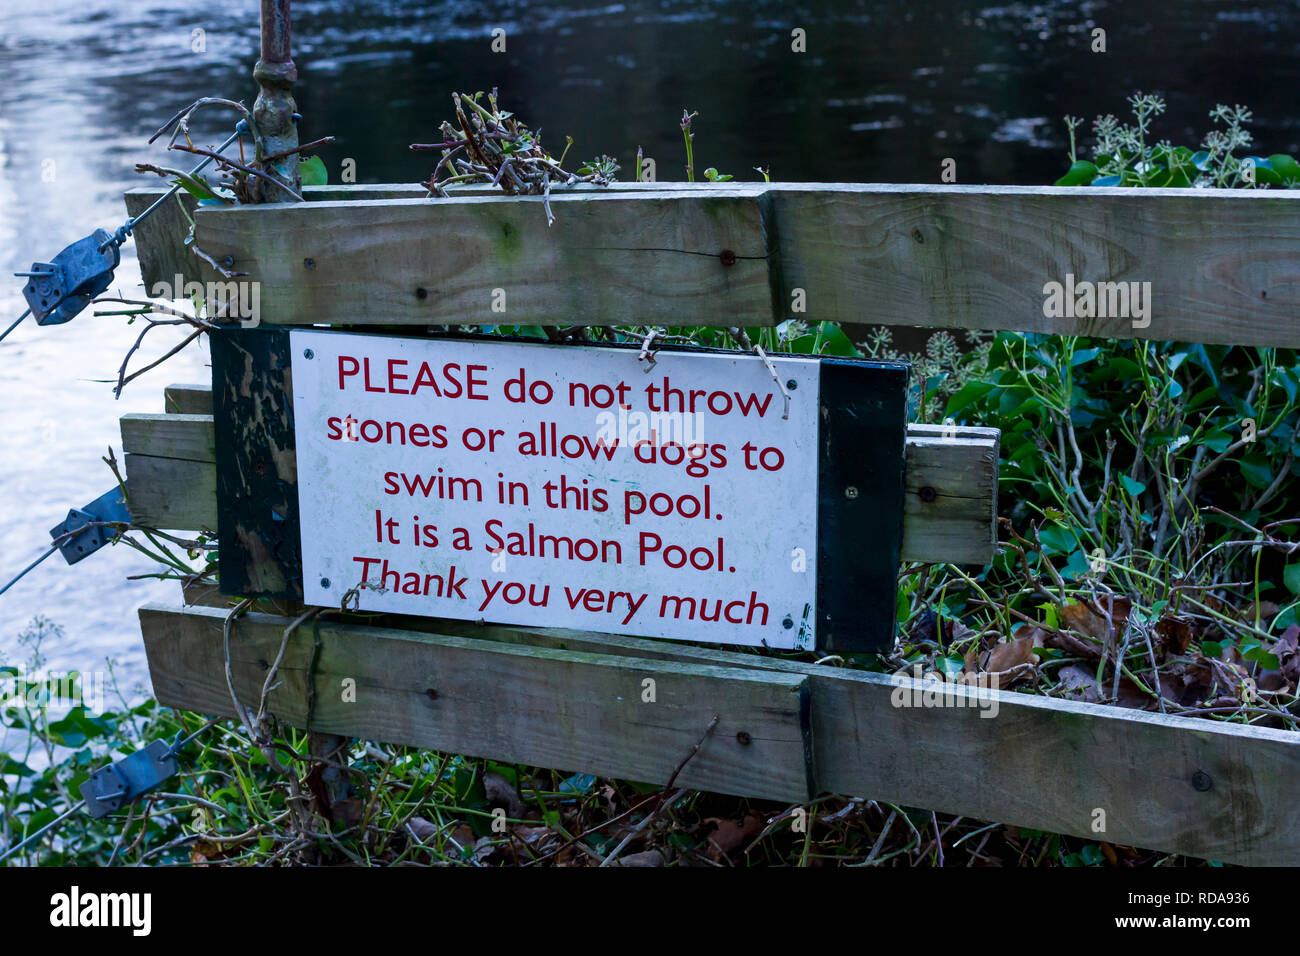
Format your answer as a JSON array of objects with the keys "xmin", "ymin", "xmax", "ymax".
[
  {"xmin": 49, "ymin": 485, "xmax": 132, "ymax": 566},
  {"xmin": 78, "ymin": 739, "xmax": 178, "ymax": 819},
  {"xmin": 16, "ymin": 228, "xmax": 120, "ymax": 326}
]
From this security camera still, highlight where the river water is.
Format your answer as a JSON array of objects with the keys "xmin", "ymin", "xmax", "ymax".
[{"xmin": 1, "ymin": 0, "xmax": 1296, "ymax": 690}]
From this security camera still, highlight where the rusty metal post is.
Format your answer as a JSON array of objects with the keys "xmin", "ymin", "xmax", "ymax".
[{"xmin": 253, "ymin": 0, "xmax": 301, "ymax": 202}]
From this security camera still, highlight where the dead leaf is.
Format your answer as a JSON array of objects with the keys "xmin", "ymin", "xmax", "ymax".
[
  {"xmin": 1057, "ymin": 663, "xmax": 1101, "ymax": 702},
  {"xmin": 1113, "ymin": 674, "xmax": 1154, "ymax": 709},
  {"xmin": 964, "ymin": 625, "xmax": 1039, "ymax": 689},
  {"xmin": 472, "ymin": 835, "xmax": 499, "ymax": 862},
  {"xmin": 706, "ymin": 810, "xmax": 763, "ymax": 859},
  {"xmin": 1154, "ymin": 615, "xmax": 1192, "ymax": 657},
  {"xmin": 513, "ymin": 825, "xmax": 555, "ymax": 846},
  {"xmin": 448, "ymin": 823, "xmax": 475, "ymax": 855},
  {"xmin": 1275, "ymin": 624, "xmax": 1300, "ymax": 688},
  {"xmin": 407, "ymin": 816, "xmax": 439, "ymax": 843},
  {"xmin": 483, "ymin": 771, "xmax": 527, "ymax": 820},
  {"xmin": 330, "ymin": 797, "xmax": 365, "ymax": 828}
]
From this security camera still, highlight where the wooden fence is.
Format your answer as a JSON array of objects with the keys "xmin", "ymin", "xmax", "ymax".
[{"xmin": 119, "ymin": 180, "xmax": 1300, "ymax": 865}]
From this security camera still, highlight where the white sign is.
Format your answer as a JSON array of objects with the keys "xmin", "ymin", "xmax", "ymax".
[{"xmin": 292, "ymin": 330, "xmax": 820, "ymax": 648}]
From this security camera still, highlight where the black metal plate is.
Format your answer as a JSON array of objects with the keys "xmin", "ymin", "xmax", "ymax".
[
  {"xmin": 211, "ymin": 327, "xmax": 303, "ymax": 600},
  {"xmin": 815, "ymin": 358, "xmax": 909, "ymax": 654}
]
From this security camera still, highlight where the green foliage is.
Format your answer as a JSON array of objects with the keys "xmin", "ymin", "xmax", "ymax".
[
  {"xmin": 945, "ymin": 333, "xmax": 1299, "ymax": 575},
  {"xmin": 297, "ymin": 155, "xmax": 328, "ymax": 187},
  {"xmin": 1057, "ymin": 94, "xmax": 1300, "ymax": 189}
]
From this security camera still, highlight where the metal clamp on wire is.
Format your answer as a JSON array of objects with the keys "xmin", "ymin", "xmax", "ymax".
[
  {"xmin": 16, "ymin": 229, "xmax": 121, "ymax": 327},
  {"xmin": 3, "ymin": 120, "xmax": 247, "ymax": 342},
  {"xmin": 49, "ymin": 485, "xmax": 132, "ymax": 565},
  {"xmin": 78, "ymin": 739, "xmax": 180, "ymax": 819},
  {"xmin": 0, "ymin": 485, "xmax": 132, "ymax": 598}
]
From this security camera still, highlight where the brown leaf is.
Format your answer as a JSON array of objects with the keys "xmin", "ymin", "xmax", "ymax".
[
  {"xmin": 1154, "ymin": 615, "xmax": 1193, "ymax": 657},
  {"xmin": 966, "ymin": 625, "xmax": 1039, "ymax": 689},
  {"xmin": 1275, "ymin": 624, "xmax": 1300, "ymax": 688},
  {"xmin": 1113, "ymin": 674, "xmax": 1154, "ymax": 709},
  {"xmin": 1057, "ymin": 663, "xmax": 1101, "ymax": 702},
  {"xmin": 472, "ymin": 835, "xmax": 499, "ymax": 862},
  {"xmin": 706, "ymin": 810, "xmax": 763, "ymax": 859},
  {"xmin": 448, "ymin": 824, "xmax": 475, "ymax": 855},
  {"xmin": 330, "ymin": 797, "xmax": 365, "ymax": 828},
  {"xmin": 483, "ymin": 771, "xmax": 527, "ymax": 820},
  {"xmin": 407, "ymin": 816, "xmax": 439, "ymax": 843},
  {"xmin": 513, "ymin": 825, "xmax": 555, "ymax": 847},
  {"xmin": 1209, "ymin": 657, "xmax": 1254, "ymax": 700},
  {"xmin": 190, "ymin": 840, "xmax": 219, "ymax": 864}
]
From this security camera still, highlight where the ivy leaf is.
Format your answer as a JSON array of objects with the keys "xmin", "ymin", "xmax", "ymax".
[
  {"xmin": 1055, "ymin": 161, "xmax": 1099, "ymax": 186},
  {"xmin": 1284, "ymin": 563, "xmax": 1300, "ymax": 596},
  {"xmin": 1269, "ymin": 153, "xmax": 1300, "ymax": 183},
  {"xmin": 1119, "ymin": 474, "xmax": 1146, "ymax": 496},
  {"xmin": 298, "ymin": 155, "xmax": 328, "ymax": 187}
]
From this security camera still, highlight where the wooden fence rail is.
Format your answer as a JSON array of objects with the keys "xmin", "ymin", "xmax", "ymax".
[
  {"xmin": 143, "ymin": 594, "xmax": 1300, "ymax": 866},
  {"xmin": 128, "ymin": 181, "xmax": 1300, "ymax": 346}
]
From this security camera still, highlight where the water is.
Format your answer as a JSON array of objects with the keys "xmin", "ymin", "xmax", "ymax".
[{"xmin": 1, "ymin": 0, "xmax": 1296, "ymax": 691}]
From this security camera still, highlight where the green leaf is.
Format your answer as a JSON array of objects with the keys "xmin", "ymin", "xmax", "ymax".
[
  {"xmin": 1243, "ymin": 646, "xmax": 1280, "ymax": 670},
  {"xmin": 298, "ymin": 155, "xmax": 328, "ymax": 187},
  {"xmin": 1269, "ymin": 153, "xmax": 1300, "ymax": 183},
  {"xmin": 1090, "ymin": 174, "xmax": 1122, "ymax": 187},
  {"xmin": 1245, "ymin": 157, "xmax": 1283, "ymax": 186},
  {"xmin": 1119, "ymin": 473, "xmax": 1146, "ymax": 496},
  {"xmin": 1037, "ymin": 602, "xmax": 1059, "ymax": 630},
  {"xmin": 813, "ymin": 322, "xmax": 862, "ymax": 357},
  {"xmin": 1284, "ymin": 563, "xmax": 1300, "ymax": 596},
  {"xmin": 1055, "ymin": 161, "xmax": 1098, "ymax": 187},
  {"xmin": 1236, "ymin": 454, "xmax": 1275, "ymax": 488},
  {"xmin": 172, "ymin": 172, "xmax": 224, "ymax": 203},
  {"xmin": 944, "ymin": 381, "xmax": 993, "ymax": 417},
  {"xmin": 1037, "ymin": 525, "xmax": 1077, "ymax": 556}
]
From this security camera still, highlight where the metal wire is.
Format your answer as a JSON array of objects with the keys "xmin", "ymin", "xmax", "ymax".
[
  {"xmin": 99, "ymin": 126, "xmax": 245, "ymax": 251},
  {"xmin": 2, "ymin": 716, "xmax": 224, "ymax": 865},
  {"xmin": 0, "ymin": 545, "xmax": 58, "ymax": 598},
  {"xmin": 0, "ymin": 308, "xmax": 30, "ymax": 345},
  {"xmin": 0, "ymin": 799, "xmax": 87, "ymax": 864}
]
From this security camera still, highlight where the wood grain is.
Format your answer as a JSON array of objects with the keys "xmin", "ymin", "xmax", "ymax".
[
  {"xmin": 164, "ymin": 383, "xmax": 216, "ymax": 414},
  {"xmin": 120, "ymin": 414, "xmax": 216, "ymax": 463},
  {"xmin": 122, "ymin": 453, "xmax": 216, "ymax": 531},
  {"xmin": 194, "ymin": 191, "xmax": 773, "ymax": 328},
  {"xmin": 140, "ymin": 604, "xmax": 813, "ymax": 803},
  {"xmin": 902, "ymin": 426, "xmax": 1000, "ymax": 565},
  {"xmin": 126, "ymin": 182, "xmax": 760, "ymax": 290},
  {"xmin": 764, "ymin": 182, "xmax": 1300, "ymax": 347}
]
